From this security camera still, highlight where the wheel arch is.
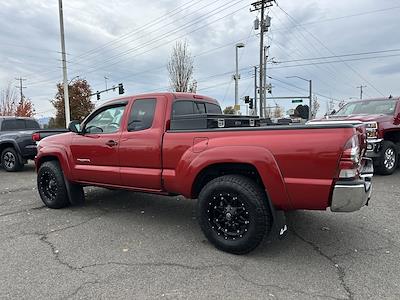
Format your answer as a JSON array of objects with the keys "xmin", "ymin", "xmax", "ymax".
[
  {"xmin": 177, "ymin": 146, "xmax": 292, "ymax": 210},
  {"xmin": 35, "ymin": 148, "xmax": 72, "ymax": 179}
]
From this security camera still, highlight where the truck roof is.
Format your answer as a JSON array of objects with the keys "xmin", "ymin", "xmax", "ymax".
[
  {"xmin": 102, "ymin": 92, "xmax": 219, "ymax": 106},
  {"xmin": 347, "ymin": 96, "xmax": 399, "ymax": 103},
  {"xmin": 0, "ymin": 116, "xmax": 36, "ymax": 120}
]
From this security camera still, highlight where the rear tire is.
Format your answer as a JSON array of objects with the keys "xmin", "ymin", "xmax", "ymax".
[
  {"xmin": 37, "ymin": 161, "xmax": 70, "ymax": 209},
  {"xmin": 375, "ymin": 141, "xmax": 398, "ymax": 175},
  {"xmin": 197, "ymin": 175, "xmax": 272, "ymax": 254},
  {"xmin": 1, "ymin": 147, "xmax": 23, "ymax": 172}
]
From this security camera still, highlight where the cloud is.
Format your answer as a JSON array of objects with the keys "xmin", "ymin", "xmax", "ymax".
[{"xmin": 0, "ymin": 0, "xmax": 399, "ymax": 117}]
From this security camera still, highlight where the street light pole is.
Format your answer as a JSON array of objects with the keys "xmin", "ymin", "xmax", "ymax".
[
  {"xmin": 234, "ymin": 43, "xmax": 245, "ymax": 113},
  {"xmin": 58, "ymin": 0, "xmax": 70, "ymax": 127}
]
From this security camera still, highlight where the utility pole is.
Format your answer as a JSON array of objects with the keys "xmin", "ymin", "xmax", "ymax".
[
  {"xmin": 263, "ymin": 45, "xmax": 269, "ymax": 117},
  {"xmin": 309, "ymin": 79, "xmax": 312, "ymax": 120},
  {"xmin": 58, "ymin": 0, "xmax": 70, "ymax": 127},
  {"xmin": 357, "ymin": 85, "xmax": 367, "ymax": 99},
  {"xmin": 15, "ymin": 77, "xmax": 27, "ymax": 104},
  {"xmin": 254, "ymin": 66, "xmax": 258, "ymax": 116},
  {"xmin": 234, "ymin": 43, "xmax": 245, "ymax": 113},
  {"xmin": 251, "ymin": 0, "xmax": 274, "ymax": 118}
]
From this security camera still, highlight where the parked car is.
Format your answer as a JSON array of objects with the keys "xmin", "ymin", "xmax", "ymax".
[
  {"xmin": 0, "ymin": 117, "xmax": 66, "ymax": 172},
  {"xmin": 35, "ymin": 92, "xmax": 373, "ymax": 254},
  {"xmin": 311, "ymin": 96, "xmax": 400, "ymax": 175}
]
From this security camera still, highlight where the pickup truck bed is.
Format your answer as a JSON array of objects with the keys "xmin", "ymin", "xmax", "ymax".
[{"xmin": 35, "ymin": 92, "xmax": 373, "ymax": 254}]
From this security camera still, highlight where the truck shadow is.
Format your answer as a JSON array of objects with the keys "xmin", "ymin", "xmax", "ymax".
[{"xmin": 79, "ymin": 188, "xmax": 389, "ymax": 260}]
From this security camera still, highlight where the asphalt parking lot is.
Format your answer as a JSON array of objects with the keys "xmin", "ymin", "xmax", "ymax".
[{"xmin": 0, "ymin": 162, "xmax": 399, "ymax": 299}]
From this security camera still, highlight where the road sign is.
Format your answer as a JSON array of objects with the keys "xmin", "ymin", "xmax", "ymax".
[{"xmin": 292, "ymin": 99, "xmax": 303, "ymax": 103}]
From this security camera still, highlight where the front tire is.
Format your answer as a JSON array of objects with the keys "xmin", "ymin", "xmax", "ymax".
[
  {"xmin": 375, "ymin": 141, "xmax": 398, "ymax": 175},
  {"xmin": 197, "ymin": 175, "xmax": 272, "ymax": 254},
  {"xmin": 1, "ymin": 147, "xmax": 23, "ymax": 172},
  {"xmin": 37, "ymin": 161, "xmax": 70, "ymax": 209}
]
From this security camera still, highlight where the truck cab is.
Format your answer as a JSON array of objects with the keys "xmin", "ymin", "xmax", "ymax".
[{"xmin": 315, "ymin": 97, "xmax": 400, "ymax": 175}]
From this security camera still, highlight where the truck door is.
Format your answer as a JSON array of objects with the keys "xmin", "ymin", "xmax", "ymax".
[
  {"xmin": 70, "ymin": 104, "xmax": 127, "ymax": 185},
  {"xmin": 118, "ymin": 97, "xmax": 166, "ymax": 190}
]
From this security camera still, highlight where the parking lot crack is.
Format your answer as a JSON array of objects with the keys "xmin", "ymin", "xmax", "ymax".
[
  {"xmin": 79, "ymin": 261, "xmax": 235, "ymax": 271},
  {"xmin": 62, "ymin": 280, "xmax": 100, "ymax": 300},
  {"xmin": 291, "ymin": 229, "xmax": 354, "ymax": 300},
  {"xmin": 234, "ymin": 270, "xmax": 344, "ymax": 300},
  {"xmin": 0, "ymin": 206, "xmax": 45, "ymax": 218}
]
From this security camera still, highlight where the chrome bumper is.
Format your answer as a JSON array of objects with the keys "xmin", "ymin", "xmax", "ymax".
[{"xmin": 330, "ymin": 158, "xmax": 373, "ymax": 212}]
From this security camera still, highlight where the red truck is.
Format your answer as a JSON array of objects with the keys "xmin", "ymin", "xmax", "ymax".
[
  {"xmin": 312, "ymin": 96, "xmax": 400, "ymax": 175},
  {"xmin": 35, "ymin": 92, "xmax": 373, "ymax": 254}
]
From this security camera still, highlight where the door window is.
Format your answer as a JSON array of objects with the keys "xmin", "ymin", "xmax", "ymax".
[
  {"xmin": 127, "ymin": 99, "xmax": 156, "ymax": 131},
  {"xmin": 85, "ymin": 105, "xmax": 125, "ymax": 134}
]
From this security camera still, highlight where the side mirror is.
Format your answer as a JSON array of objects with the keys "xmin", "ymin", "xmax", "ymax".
[{"xmin": 68, "ymin": 121, "xmax": 81, "ymax": 133}]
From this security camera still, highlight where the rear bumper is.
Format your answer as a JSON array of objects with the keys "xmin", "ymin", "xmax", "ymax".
[{"xmin": 330, "ymin": 158, "xmax": 373, "ymax": 212}]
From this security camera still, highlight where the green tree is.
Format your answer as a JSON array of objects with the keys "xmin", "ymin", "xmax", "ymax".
[
  {"xmin": 51, "ymin": 79, "xmax": 94, "ymax": 128},
  {"xmin": 223, "ymin": 106, "xmax": 235, "ymax": 115}
]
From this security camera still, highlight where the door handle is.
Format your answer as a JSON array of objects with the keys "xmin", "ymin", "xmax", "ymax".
[{"xmin": 105, "ymin": 140, "xmax": 118, "ymax": 147}]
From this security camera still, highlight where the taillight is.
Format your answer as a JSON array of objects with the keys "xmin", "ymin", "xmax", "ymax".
[
  {"xmin": 338, "ymin": 135, "xmax": 361, "ymax": 179},
  {"xmin": 32, "ymin": 132, "xmax": 41, "ymax": 142}
]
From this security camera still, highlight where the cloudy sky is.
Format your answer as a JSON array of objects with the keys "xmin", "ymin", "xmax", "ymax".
[{"xmin": 1, "ymin": 0, "xmax": 399, "ymax": 118}]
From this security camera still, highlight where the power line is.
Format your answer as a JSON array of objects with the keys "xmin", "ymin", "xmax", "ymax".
[
  {"xmin": 269, "ymin": 53, "xmax": 400, "ymax": 69},
  {"xmin": 28, "ymin": 0, "xmax": 248, "ymax": 87},
  {"xmin": 71, "ymin": 0, "xmax": 204, "ymax": 61},
  {"xmin": 276, "ymin": 3, "xmax": 385, "ymax": 97},
  {"xmin": 276, "ymin": 48, "xmax": 400, "ymax": 64}
]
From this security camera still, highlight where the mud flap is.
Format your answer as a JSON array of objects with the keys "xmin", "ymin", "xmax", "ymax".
[{"xmin": 62, "ymin": 172, "xmax": 85, "ymax": 206}]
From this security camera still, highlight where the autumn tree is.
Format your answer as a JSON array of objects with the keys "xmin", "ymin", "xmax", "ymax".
[
  {"xmin": 167, "ymin": 40, "xmax": 194, "ymax": 92},
  {"xmin": 15, "ymin": 98, "xmax": 35, "ymax": 117},
  {"xmin": 51, "ymin": 79, "xmax": 94, "ymax": 128},
  {"xmin": 223, "ymin": 106, "xmax": 235, "ymax": 115},
  {"xmin": 0, "ymin": 82, "xmax": 18, "ymax": 116}
]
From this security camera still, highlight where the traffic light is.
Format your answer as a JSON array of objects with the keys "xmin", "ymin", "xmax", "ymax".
[
  {"xmin": 118, "ymin": 83, "xmax": 124, "ymax": 95},
  {"xmin": 249, "ymin": 99, "xmax": 254, "ymax": 110},
  {"xmin": 96, "ymin": 92, "xmax": 100, "ymax": 100},
  {"xmin": 244, "ymin": 96, "xmax": 250, "ymax": 103}
]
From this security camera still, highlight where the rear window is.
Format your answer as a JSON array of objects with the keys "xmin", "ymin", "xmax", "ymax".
[
  {"xmin": 206, "ymin": 103, "xmax": 222, "ymax": 114},
  {"xmin": 1, "ymin": 119, "xmax": 26, "ymax": 131},
  {"xmin": 172, "ymin": 100, "xmax": 221, "ymax": 118},
  {"xmin": 25, "ymin": 120, "xmax": 40, "ymax": 129},
  {"xmin": 172, "ymin": 101, "xmax": 194, "ymax": 117}
]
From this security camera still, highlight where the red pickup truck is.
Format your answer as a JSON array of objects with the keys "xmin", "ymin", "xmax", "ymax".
[
  {"xmin": 312, "ymin": 96, "xmax": 400, "ymax": 175},
  {"xmin": 35, "ymin": 92, "xmax": 373, "ymax": 254}
]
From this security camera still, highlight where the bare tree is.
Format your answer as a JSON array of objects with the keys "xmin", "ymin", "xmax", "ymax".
[
  {"xmin": 273, "ymin": 105, "xmax": 284, "ymax": 118},
  {"xmin": 0, "ymin": 82, "xmax": 18, "ymax": 116},
  {"xmin": 167, "ymin": 41, "xmax": 194, "ymax": 92},
  {"xmin": 311, "ymin": 96, "xmax": 320, "ymax": 118}
]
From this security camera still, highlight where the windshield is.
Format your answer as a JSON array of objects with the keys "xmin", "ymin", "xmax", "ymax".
[{"xmin": 335, "ymin": 99, "xmax": 397, "ymax": 116}]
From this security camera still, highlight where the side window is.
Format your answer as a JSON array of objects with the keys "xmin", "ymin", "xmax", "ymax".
[
  {"xmin": 1, "ymin": 120, "xmax": 16, "ymax": 130},
  {"xmin": 85, "ymin": 105, "xmax": 126, "ymax": 134},
  {"xmin": 127, "ymin": 99, "xmax": 156, "ymax": 132},
  {"xmin": 194, "ymin": 102, "xmax": 206, "ymax": 114},
  {"xmin": 1, "ymin": 119, "xmax": 25, "ymax": 130},
  {"xmin": 172, "ymin": 101, "xmax": 194, "ymax": 118},
  {"xmin": 25, "ymin": 120, "xmax": 40, "ymax": 129},
  {"xmin": 206, "ymin": 103, "xmax": 222, "ymax": 114}
]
